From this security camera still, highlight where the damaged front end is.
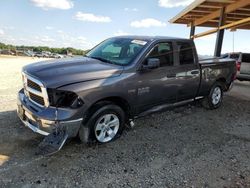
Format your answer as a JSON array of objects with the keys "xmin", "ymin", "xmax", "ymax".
[{"xmin": 17, "ymin": 74, "xmax": 87, "ymax": 155}]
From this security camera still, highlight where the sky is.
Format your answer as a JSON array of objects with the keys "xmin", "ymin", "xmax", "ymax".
[{"xmin": 0, "ymin": 0, "xmax": 249, "ymax": 55}]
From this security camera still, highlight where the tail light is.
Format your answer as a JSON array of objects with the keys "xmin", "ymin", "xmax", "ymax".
[{"xmin": 236, "ymin": 61, "xmax": 241, "ymax": 71}]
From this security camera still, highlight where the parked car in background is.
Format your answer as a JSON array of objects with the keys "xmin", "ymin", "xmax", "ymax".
[
  {"xmin": 34, "ymin": 51, "xmax": 50, "ymax": 58},
  {"xmin": 222, "ymin": 52, "xmax": 250, "ymax": 81},
  {"xmin": 51, "ymin": 53, "xmax": 64, "ymax": 58},
  {"xmin": 34, "ymin": 52, "xmax": 46, "ymax": 58},
  {"xmin": 24, "ymin": 50, "xmax": 35, "ymax": 57},
  {"xmin": 0, "ymin": 49, "xmax": 15, "ymax": 55}
]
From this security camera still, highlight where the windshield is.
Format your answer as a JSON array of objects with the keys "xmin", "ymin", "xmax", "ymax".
[{"xmin": 86, "ymin": 38, "xmax": 148, "ymax": 65}]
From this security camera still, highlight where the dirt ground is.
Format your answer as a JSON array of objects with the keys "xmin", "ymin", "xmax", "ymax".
[{"xmin": 0, "ymin": 55, "xmax": 250, "ymax": 188}]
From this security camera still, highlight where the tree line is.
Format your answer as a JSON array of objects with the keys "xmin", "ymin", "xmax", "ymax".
[{"xmin": 0, "ymin": 42, "xmax": 89, "ymax": 55}]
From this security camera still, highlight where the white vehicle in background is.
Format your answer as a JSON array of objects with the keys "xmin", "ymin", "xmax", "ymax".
[
  {"xmin": 51, "ymin": 53, "xmax": 64, "ymax": 58},
  {"xmin": 34, "ymin": 51, "xmax": 50, "ymax": 58},
  {"xmin": 222, "ymin": 52, "xmax": 250, "ymax": 81}
]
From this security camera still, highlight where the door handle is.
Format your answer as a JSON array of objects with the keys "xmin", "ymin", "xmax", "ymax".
[{"xmin": 191, "ymin": 70, "xmax": 199, "ymax": 75}]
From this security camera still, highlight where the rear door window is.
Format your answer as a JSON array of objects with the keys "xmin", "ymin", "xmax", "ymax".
[{"xmin": 177, "ymin": 42, "xmax": 195, "ymax": 65}]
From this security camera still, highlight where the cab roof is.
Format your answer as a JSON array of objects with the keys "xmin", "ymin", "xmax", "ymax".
[{"xmin": 112, "ymin": 35, "xmax": 191, "ymax": 42}]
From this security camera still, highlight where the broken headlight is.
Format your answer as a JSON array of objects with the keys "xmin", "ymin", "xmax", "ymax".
[{"xmin": 47, "ymin": 89, "xmax": 84, "ymax": 108}]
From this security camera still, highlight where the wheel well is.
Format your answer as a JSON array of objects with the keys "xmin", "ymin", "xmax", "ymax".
[
  {"xmin": 216, "ymin": 78, "xmax": 227, "ymax": 91},
  {"xmin": 84, "ymin": 97, "xmax": 131, "ymax": 123},
  {"xmin": 98, "ymin": 97, "xmax": 131, "ymax": 114}
]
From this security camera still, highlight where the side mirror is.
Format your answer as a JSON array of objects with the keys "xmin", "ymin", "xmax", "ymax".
[{"xmin": 142, "ymin": 58, "xmax": 160, "ymax": 70}]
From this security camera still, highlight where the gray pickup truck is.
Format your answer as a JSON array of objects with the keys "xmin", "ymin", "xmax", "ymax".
[
  {"xmin": 17, "ymin": 36, "xmax": 236, "ymax": 145},
  {"xmin": 222, "ymin": 52, "xmax": 250, "ymax": 81}
]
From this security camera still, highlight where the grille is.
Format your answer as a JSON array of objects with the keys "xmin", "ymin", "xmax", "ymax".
[
  {"xmin": 27, "ymin": 79, "xmax": 42, "ymax": 92},
  {"xmin": 29, "ymin": 92, "xmax": 45, "ymax": 106},
  {"xmin": 22, "ymin": 73, "xmax": 49, "ymax": 107}
]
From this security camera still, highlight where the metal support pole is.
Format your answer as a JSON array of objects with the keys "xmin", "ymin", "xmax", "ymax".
[
  {"xmin": 214, "ymin": 7, "xmax": 226, "ymax": 57},
  {"xmin": 190, "ymin": 23, "xmax": 195, "ymax": 39}
]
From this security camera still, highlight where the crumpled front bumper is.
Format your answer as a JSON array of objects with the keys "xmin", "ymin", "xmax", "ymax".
[{"xmin": 17, "ymin": 89, "xmax": 83, "ymax": 137}]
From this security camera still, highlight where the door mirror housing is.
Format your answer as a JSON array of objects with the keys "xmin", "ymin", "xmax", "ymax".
[{"xmin": 142, "ymin": 58, "xmax": 160, "ymax": 70}]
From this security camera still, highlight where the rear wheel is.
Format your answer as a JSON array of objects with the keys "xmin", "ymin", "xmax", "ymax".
[
  {"xmin": 79, "ymin": 104, "xmax": 125, "ymax": 143},
  {"xmin": 202, "ymin": 82, "xmax": 223, "ymax": 109}
]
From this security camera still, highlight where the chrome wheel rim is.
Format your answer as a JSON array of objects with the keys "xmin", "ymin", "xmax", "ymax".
[
  {"xmin": 212, "ymin": 87, "xmax": 222, "ymax": 105},
  {"xmin": 95, "ymin": 114, "xmax": 120, "ymax": 143}
]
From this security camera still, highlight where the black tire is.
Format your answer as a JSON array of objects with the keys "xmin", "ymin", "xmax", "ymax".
[
  {"xmin": 79, "ymin": 104, "xmax": 125, "ymax": 144},
  {"xmin": 202, "ymin": 82, "xmax": 223, "ymax": 110}
]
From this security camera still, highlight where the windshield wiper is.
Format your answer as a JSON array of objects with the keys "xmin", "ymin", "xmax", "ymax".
[{"xmin": 89, "ymin": 56, "xmax": 117, "ymax": 65}]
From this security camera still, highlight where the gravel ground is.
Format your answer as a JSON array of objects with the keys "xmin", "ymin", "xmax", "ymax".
[{"xmin": 0, "ymin": 56, "xmax": 250, "ymax": 188}]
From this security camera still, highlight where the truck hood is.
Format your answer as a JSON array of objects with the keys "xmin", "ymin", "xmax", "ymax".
[{"xmin": 23, "ymin": 57, "xmax": 123, "ymax": 88}]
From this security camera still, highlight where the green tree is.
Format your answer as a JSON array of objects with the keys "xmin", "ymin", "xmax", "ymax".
[{"xmin": 0, "ymin": 42, "xmax": 88, "ymax": 55}]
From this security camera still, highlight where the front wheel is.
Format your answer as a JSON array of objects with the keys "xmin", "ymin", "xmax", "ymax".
[
  {"xmin": 202, "ymin": 82, "xmax": 223, "ymax": 109},
  {"xmin": 79, "ymin": 104, "xmax": 125, "ymax": 143}
]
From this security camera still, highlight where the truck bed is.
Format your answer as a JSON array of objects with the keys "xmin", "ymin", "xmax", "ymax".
[{"xmin": 197, "ymin": 57, "xmax": 236, "ymax": 97}]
